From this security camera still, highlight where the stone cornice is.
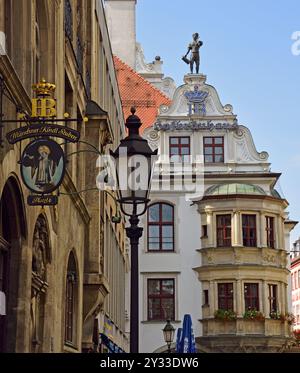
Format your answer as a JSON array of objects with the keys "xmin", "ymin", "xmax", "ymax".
[
  {"xmin": 199, "ymin": 193, "xmax": 288, "ymax": 205},
  {"xmin": 0, "ymin": 55, "xmax": 31, "ymax": 112},
  {"xmin": 194, "ymin": 264, "xmax": 290, "ymax": 275},
  {"xmin": 204, "ymin": 172, "xmax": 281, "ymax": 179}
]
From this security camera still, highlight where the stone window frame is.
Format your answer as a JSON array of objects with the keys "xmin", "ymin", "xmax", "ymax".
[
  {"xmin": 203, "ymin": 136, "xmax": 224, "ymax": 163},
  {"xmin": 244, "ymin": 282, "xmax": 260, "ymax": 311},
  {"xmin": 147, "ymin": 202, "xmax": 175, "ymax": 253},
  {"xmin": 242, "ymin": 214, "xmax": 257, "ymax": 247},
  {"xmin": 217, "ymin": 282, "xmax": 234, "ymax": 311},
  {"xmin": 169, "ymin": 136, "xmax": 191, "ymax": 163},
  {"xmin": 266, "ymin": 216, "xmax": 275, "ymax": 249},
  {"xmin": 142, "ymin": 273, "xmax": 179, "ymax": 323},
  {"xmin": 147, "ymin": 278, "xmax": 175, "ymax": 321},
  {"xmin": 216, "ymin": 214, "xmax": 232, "ymax": 247}
]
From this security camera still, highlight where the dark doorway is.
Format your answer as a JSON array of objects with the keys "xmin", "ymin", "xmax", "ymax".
[{"xmin": 0, "ymin": 177, "xmax": 26, "ymax": 352}]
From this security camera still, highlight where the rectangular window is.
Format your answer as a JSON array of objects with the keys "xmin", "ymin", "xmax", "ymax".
[
  {"xmin": 202, "ymin": 225, "xmax": 208, "ymax": 238},
  {"xmin": 242, "ymin": 215, "xmax": 257, "ymax": 247},
  {"xmin": 217, "ymin": 215, "xmax": 232, "ymax": 247},
  {"xmin": 292, "ymin": 273, "xmax": 294, "ymax": 291},
  {"xmin": 266, "ymin": 216, "xmax": 275, "ymax": 248},
  {"xmin": 203, "ymin": 290, "xmax": 209, "ymax": 306},
  {"xmin": 244, "ymin": 283, "xmax": 259, "ymax": 311},
  {"xmin": 203, "ymin": 137, "xmax": 224, "ymax": 163},
  {"xmin": 268, "ymin": 284, "xmax": 278, "ymax": 313},
  {"xmin": 169, "ymin": 137, "xmax": 190, "ymax": 162},
  {"xmin": 147, "ymin": 279, "xmax": 175, "ymax": 321},
  {"xmin": 218, "ymin": 283, "xmax": 234, "ymax": 311},
  {"xmin": 148, "ymin": 203, "xmax": 174, "ymax": 252}
]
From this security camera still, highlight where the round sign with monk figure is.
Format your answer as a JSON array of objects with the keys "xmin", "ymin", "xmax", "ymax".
[{"xmin": 20, "ymin": 138, "xmax": 66, "ymax": 194}]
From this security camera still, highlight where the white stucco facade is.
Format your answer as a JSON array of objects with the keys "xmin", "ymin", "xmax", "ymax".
[
  {"xmin": 138, "ymin": 72, "xmax": 296, "ymax": 353},
  {"xmin": 104, "ymin": 0, "xmax": 177, "ymax": 98},
  {"xmin": 104, "ymin": 0, "xmax": 296, "ymax": 353},
  {"xmin": 138, "ymin": 195, "xmax": 201, "ymax": 353},
  {"xmin": 104, "ymin": 0, "xmax": 137, "ymax": 69}
]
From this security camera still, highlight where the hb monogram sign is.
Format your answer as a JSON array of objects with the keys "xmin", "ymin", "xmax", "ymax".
[{"xmin": 4, "ymin": 79, "xmax": 86, "ymax": 206}]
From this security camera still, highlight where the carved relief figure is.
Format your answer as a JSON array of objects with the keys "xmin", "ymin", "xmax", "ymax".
[
  {"xmin": 32, "ymin": 217, "xmax": 49, "ymax": 279},
  {"xmin": 30, "ymin": 215, "xmax": 50, "ymax": 352}
]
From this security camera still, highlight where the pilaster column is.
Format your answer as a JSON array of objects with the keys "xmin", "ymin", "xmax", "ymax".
[
  {"xmin": 277, "ymin": 215, "xmax": 284, "ymax": 250},
  {"xmin": 206, "ymin": 211, "xmax": 214, "ymax": 247},
  {"xmin": 262, "ymin": 280, "xmax": 269, "ymax": 316},
  {"xmin": 236, "ymin": 279, "xmax": 243, "ymax": 316},
  {"xmin": 212, "ymin": 281, "xmax": 218, "ymax": 313},
  {"xmin": 232, "ymin": 211, "xmax": 242, "ymax": 247},
  {"xmin": 260, "ymin": 212, "xmax": 267, "ymax": 248},
  {"xmin": 209, "ymin": 281, "xmax": 214, "ymax": 316}
]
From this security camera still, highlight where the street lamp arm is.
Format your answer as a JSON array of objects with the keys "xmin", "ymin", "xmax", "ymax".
[
  {"xmin": 60, "ymin": 139, "xmax": 104, "ymax": 158},
  {"xmin": 66, "ymin": 149, "xmax": 101, "ymax": 158},
  {"xmin": 59, "ymin": 188, "xmax": 122, "ymax": 224},
  {"xmin": 77, "ymin": 140, "xmax": 103, "ymax": 155}
]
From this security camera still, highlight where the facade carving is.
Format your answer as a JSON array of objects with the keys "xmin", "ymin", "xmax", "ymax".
[{"xmin": 135, "ymin": 42, "xmax": 177, "ymax": 99}]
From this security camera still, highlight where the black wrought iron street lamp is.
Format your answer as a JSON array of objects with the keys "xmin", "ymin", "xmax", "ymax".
[
  {"xmin": 162, "ymin": 320, "xmax": 176, "ymax": 353},
  {"xmin": 163, "ymin": 320, "xmax": 176, "ymax": 354},
  {"xmin": 110, "ymin": 107, "xmax": 157, "ymax": 353}
]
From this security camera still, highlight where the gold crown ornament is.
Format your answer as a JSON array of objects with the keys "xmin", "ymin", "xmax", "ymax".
[{"xmin": 32, "ymin": 79, "xmax": 56, "ymax": 97}]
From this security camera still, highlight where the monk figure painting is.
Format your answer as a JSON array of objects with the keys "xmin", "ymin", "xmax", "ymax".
[
  {"xmin": 21, "ymin": 139, "xmax": 65, "ymax": 194},
  {"xmin": 35, "ymin": 145, "xmax": 55, "ymax": 187}
]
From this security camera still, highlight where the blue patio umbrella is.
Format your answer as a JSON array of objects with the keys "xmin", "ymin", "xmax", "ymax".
[{"xmin": 176, "ymin": 314, "xmax": 196, "ymax": 353}]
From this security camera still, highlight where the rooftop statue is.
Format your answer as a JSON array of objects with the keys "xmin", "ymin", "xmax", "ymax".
[{"xmin": 182, "ymin": 33, "xmax": 203, "ymax": 74}]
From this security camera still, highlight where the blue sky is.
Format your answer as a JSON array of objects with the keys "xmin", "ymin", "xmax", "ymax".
[{"xmin": 136, "ymin": 0, "xmax": 300, "ymax": 245}]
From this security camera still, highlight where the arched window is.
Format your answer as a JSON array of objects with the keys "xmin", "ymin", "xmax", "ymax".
[
  {"xmin": 147, "ymin": 203, "xmax": 174, "ymax": 252},
  {"xmin": 65, "ymin": 252, "xmax": 78, "ymax": 346}
]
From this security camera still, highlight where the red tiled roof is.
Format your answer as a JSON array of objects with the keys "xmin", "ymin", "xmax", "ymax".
[{"xmin": 113, "ymin": 55, "xmax": 171, "ymax": 133}]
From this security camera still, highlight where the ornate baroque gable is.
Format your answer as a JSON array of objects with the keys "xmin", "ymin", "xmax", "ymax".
[
  {"xmin": 143, "ymin": 73, "xmax": 270, "ymax": 167},
  {"xmin": 234, "ymin": 126, "xmax": 269, "ymax": 164},
  {"xmin": 158, "ymin": 74, "xmax": 235, "ymax": 118}
]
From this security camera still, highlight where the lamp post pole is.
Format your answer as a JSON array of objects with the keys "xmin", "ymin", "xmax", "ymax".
[
  {"xmin": 167, "ymin": 343, "xmax": 171, "ymax": 354},
  {"xmin": 126, "ymin": 212, "xmax": 143, "ymax": 353},
  {"xmin": 110, "ymin": 107, "xmax": 158, "ymax": 354}
]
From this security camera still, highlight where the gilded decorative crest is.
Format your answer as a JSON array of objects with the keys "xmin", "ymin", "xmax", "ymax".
[{"xmin": 32, "ymin": 79, "xmax": 56, "ymax": 97}]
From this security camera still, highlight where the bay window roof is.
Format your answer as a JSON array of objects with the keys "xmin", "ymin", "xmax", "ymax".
[{"xmin": 205, "ymin": 183, "xmax": 266, "ymax": 196}]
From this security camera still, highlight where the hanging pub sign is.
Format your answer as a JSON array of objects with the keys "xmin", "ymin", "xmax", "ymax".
[
  {"xmin": 3, "ymin": 78, "xmax": 86, "ymax": 206},
  {"xmin": 20, "ymin": 139, "xmax": 66, "ymax": 195},
  {"xmin": 27, "ymin": 195, "xmax": 59, "ymax": 206},
  {"xmin": 6, "ymin": 123, "xmax": 80, "ymax": 144}
]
